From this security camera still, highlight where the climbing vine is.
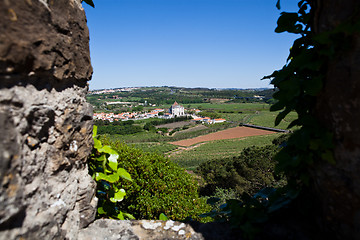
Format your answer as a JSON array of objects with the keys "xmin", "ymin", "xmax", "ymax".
[
  {"xmin": 262, "ymin": 0, "xmax": 336, "ymax": 188},
  {"xmin": 264, "ymin": 0, "xmax": 360, "ymax": 187},
  {"xmin": 88, "ymin": 126, "xmax": 135, "ymax": 220},
  {"xmin": 200, "ymin": 1, "xmax": 353, "ymax": 238}
]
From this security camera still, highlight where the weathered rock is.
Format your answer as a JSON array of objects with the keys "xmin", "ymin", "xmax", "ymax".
[
  {"xmin": 312, "ymin": 1, "xmax": 360, "ymax": 239},
  {"xmin": 0, "ymin": 0, "xmax": 95, "ymax": 239},
  {"xmin": 78, "ymin": 219, "xmax": 205, "ymax": 240},
  {"xmin": 0, "ymin": 0, "xmax": 92, "ymax": 83},
  {"xmin": 1, "ymin": 1, "xmax": 244, "ymax": 240}
]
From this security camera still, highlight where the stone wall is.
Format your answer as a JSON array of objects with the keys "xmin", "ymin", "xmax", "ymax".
[
  {"xmin": 0, "ymin": 1, "xmax": 212, "ymax": 240},
  {"xmin": 0, "ymin": 0, "xmax": 96, "ymax": 239},
  {"xmin": 312, "ymin": 0, "xmax": 360, "ymax": 238}
]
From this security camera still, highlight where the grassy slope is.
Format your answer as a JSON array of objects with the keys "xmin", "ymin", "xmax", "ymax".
[{"xmin": 246, "ymin": 111, "xmax": 298, "ymax": 130}]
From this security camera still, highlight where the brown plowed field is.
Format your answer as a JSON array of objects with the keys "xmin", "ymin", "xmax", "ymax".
[{"xmin": 170, "ymin": 126, "xmax": 275, "ymax": 147}]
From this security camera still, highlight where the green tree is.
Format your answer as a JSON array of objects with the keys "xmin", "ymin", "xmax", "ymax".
[
  {"xmin": 132, "ymin": 105, "xmax": 144, "ymax": 112},
  {"xmin": 197, "ymin": 143, "xmax": 285, "ymax": 198},
  {"xmin": 143, "ymin": 122, "xmax": 156, "ymax": 132}
]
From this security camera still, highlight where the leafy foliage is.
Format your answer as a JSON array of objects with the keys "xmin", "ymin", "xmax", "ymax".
[
  {"xmin": 262, "ymin": 0, "xmax": 338, "ymax": 188},
  {"xmin": 147, "ymin": 116, "xmax": 192, "ymax": 126},
  {"xmin": 159, "ymin": 213, "xmax": 169, "ymax": 221},
  {"xmin": 82, "ymin": 0, "xmax": 94, "ymax": 8},
  {"xmin": 88, "ymin": 126, "xmax": 134, "ymax": 220},
  {"xmin": 197, "ymin": 2, "xmax": 329, "ymax": 238},
  {"xmin": 196, "ymin": 141, "xmax": 286, "ymax": 198},
  {"xmin": 143, "ymin": 122, "xmax": 156, "ymax": 132},
  {"xmin": 99, "ymin": 136, "xmax": 211, "ymax": 221},
  {"xmin": 204, "ymin": 0, "xmax": 359, "ymax": 238},
  {"xmin": 95, "ymin": 120, "xmax": 144, "ymax": 135},
  {"xmin": 201, "ymin": 187, "xmax": 300, "ymax": 239}
]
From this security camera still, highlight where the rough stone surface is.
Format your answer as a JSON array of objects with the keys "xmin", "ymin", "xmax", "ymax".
[
  {"xmin": 0, "ymin": 0, "xmax": 92, "ymax": 83},
  {"xmin": 313, "ymin": 1, "xmax": 360, "ymax": 239},
  {"xmin": 0, "ymin": 0, "xmax": 96, "ymax": 239},
  {"xmin": 1, "ymin": 1, "xmax": 247, "ymax": 240},
  {"xmin": 78, "ymin": 219, "xmax": 205, "ymax": 240}
]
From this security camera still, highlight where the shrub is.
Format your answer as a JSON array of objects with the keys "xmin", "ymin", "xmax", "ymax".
[
  {"xmin": 182, "ymin": 125, "xmax": 190, "ymax": 130},
  {"xmin": 143, "ymin": 122, "xmax": 156, "ymax": 132},
  {"xmin": 169, "ymin": 127, "xmax": 181, "ymax": 135},
  {"xmin": 147, "ymin": 116, "xmax": 191, "ymax": 126},
  {"xmin": 95, "ymin": 120, "xmax": 143, "ymax": 135},
  {"xmin": 99, "ymin": 136, "xmax": 211, "ymax": 221},
  {"xmin": 196, "ymin": 144, "xmax": 286, "ymax": 197},
  {"xmin": 98, "ymin": 124, "xmax": 143, "ymax": 135},
  {"xmin": 206, "ymin": 187, "xmax": 239, "ymax": 210},
  {"xmin": 157, "ymin": 127, "xmax": 168, "ymax": 133}
]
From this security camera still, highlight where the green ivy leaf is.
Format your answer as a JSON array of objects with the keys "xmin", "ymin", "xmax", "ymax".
[
  {"xmin": 275, "ymin": 108, "xmax": 291, "ymax": 126},
  {"xmin": 98, "ymin": 207, "xmax": 106, "ymax": 215},
  {"xmin": 123, "ymin": 213, "xmax": 136, "ymax": 220},
  {"xmin": 159, "ymin": 213, "xmax": 169, "ymax": 221},
  {"xmin": 93, "ymin": 125, "xmax": 98, "ymax": 138},
  {"xmin": 321, "ymin": 150, "xmax": 335, "ymax": 164},
  {"xmin": 93, "ymin": 138, "xmax": 102, "ymax": 150},
  {"xmin": 270, "ymin": 101, "xmax": 286, "ymax": 112},
  {"xmin": 108, "ymin": 153, "xmax": 118, "ymax": 171},
  {"xmin": 117, "ymin": 168, "xmax": 132, "ymax": 181},
  {"xmin": 96, "ymin": 172, "xmax": 119, "ymax": 183},
  {"xmin": 110, "ymin": 189, "xmax": 126, "ymax": 203},
  {"xmin": 108, "ymin": 159, "xmax": 118, "ymax": 171},
  {"xmin": 82, "ymin": 0, "xmax": 95, "ymax": 8},
  {"xmin": 98, "ymin": 145, "xmax": 118, "ymax": 155},
  {"xmin": 95, "ymin": 154, "xmax": 107, "ymax": 162},
  {"xmin": 276, "ymin": 0, "xmax": 281, "ymax": 10},
  {"xmin": 116, "ymin": 211, "xmax": 124, "ymax": 220},
  {"xmin": 304, "ymin": 76, "xmax": 323, "ymax": 96},
  {"xmin": 275, "ymin": 12, "xmax": 300, "ymax": 34},
  {"xmin": 287, "ymin": 119, "xmax": 300, "ymax": 129}
]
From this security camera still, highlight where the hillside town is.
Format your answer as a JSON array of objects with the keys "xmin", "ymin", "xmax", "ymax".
[{"xmin": 93, "ymin": 101, "xmax": 226, "ymax": 124}]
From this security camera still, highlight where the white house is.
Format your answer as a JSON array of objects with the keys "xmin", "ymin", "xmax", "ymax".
[
  {"xmin": 212, "ymin": 118, "xmax": 226, "ymax": 124},
  {"xmin": 169, "ymin": 101, "xmax": 185, "ymax": 117}
]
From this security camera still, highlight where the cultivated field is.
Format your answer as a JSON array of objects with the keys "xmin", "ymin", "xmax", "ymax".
[
  {"xmin": 168, "ymin": 134, "xmax": 282, "ymax": 170},
  {"xmin": 89, "ymin": 87, "xmax": 294, "ymax": 173},
  {"xmin": 127, "ymin": 142, "xmax": 178, "ymax": 155},
  {"xmin": 245, "ymin": 111, "xmax": 298, "ymax": 130},
  {"xmin": 156, "ymin": 121, "xmax": 195, "ymax": 129},
  {"xmin": 187, "ymin": 102, "xmax": 269, "ymax": 112},
  {"xmin": 170, "ymin": 126, "xmax": 276, "ymax": 147}
]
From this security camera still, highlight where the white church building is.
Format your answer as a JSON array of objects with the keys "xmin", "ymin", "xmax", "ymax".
[{"xmin": 169, "ymin": 101, "xmax": 185, "ymax": 117}]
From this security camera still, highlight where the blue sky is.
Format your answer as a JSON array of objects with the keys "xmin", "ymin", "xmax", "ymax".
[{"xmin": 83, "ymin": 0, "xmax": 300, "ymax": 90}]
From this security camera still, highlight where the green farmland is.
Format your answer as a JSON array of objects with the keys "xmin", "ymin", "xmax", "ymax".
[{"xmin": 168, "ymin": 134, "xmax": 282, "ymax": 171}]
